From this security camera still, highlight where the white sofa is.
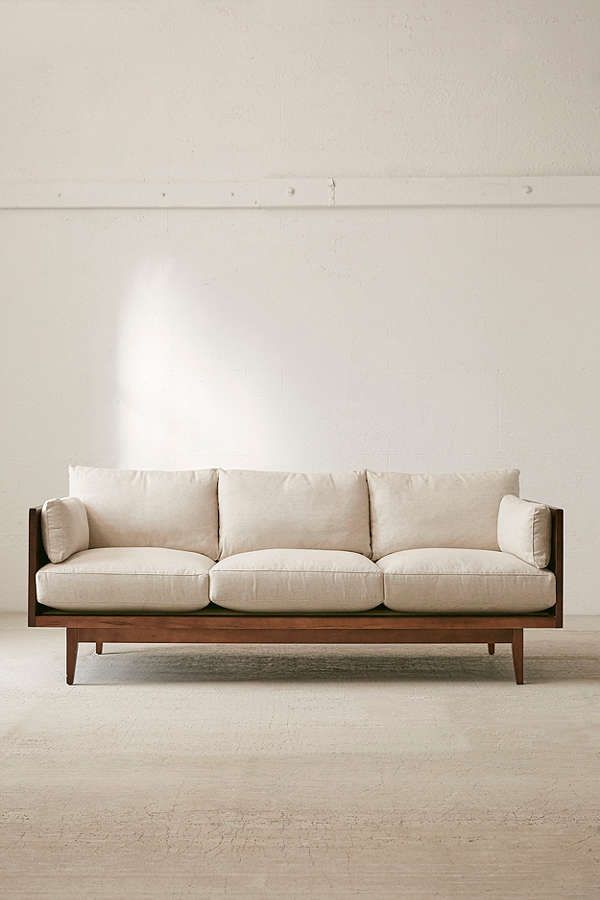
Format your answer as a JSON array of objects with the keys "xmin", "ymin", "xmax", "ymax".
[{"xmin": 29, "ymin": 466, "xmax": 563, "ymax": 684}]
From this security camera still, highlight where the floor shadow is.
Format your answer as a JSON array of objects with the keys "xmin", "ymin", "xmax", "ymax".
[{"xmin": 75, "ymin": 646, "xmax": 600, "ymax": 685}]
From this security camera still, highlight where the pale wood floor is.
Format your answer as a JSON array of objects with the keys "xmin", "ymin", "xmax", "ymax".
[{"xmin": 1, "ymin": 614, "xmax": 599, "ymax": 898}]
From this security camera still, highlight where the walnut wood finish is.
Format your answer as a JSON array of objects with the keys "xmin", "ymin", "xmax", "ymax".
[
  {"xmin": 549, "ymin": 507, "xmax": 564, "ymax": 627},
  {"xmin": 28, "ymin": 504, "xmax": 564, "ymax": 686},
  {"xmin": 74, "ymin": 625, "xmax": 516, "ymax": 644},
  {"xmin": 511, "ymin": 629, "xmax": 524, "ymax": 685},
  {"xmin": 66, "ymin": 628, "xmax": 78, "ymax": 686},
  {"xmin": 34, "ymin": 612, "xmax": 558, "ymax": 630},
  {"xmin": 28, "ymin": 506, "xmax": 48, "ymax": 627}
]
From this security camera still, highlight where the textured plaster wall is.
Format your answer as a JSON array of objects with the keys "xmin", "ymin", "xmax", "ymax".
[
  {"xmin": 1, "ymin": 1, "xmax": 600, "ymax": 611},
  {"xmin": 2, "ymin": 1, "xmax": 600, "ymax": 179}
]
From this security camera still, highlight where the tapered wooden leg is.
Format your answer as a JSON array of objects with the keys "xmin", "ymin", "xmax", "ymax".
[
  {"xmin": 487, "ymin": 642, "xmax": 495, "ymax": 655},
  {"xmin": 66, "ymin": 628, "xmax": 79, "ymax": 685},
  {"xmin": 95, "ymin": 642, "xmax": 103, "ymax": 655},
  {"xmin": 511, "ymin": 629, "xmax": 524, "ymax": 685}
]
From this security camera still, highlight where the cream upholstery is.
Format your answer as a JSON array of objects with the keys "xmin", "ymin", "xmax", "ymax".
[
  {"xmin": 378, "ymin": 548, "xmax": 555, "ymax": 614},
  {"xmin": 37, "ymin": 467, "xmax": 557, "ymax": 619},
  {"xmin": 210, "ymin": 548, "xmax": 383, "ymax": 612},
  {"xmin": 37, "ymin": 547, "xmax": 213, "ymax": 612},
  {"xmin": 69, "ymin": 466, "xmax": 218, "ymax": 558},
  {"xmin": 218, "ymin": 469, "xmax": 371, "ymax": 558},
  {"xmin": 497, "ymin": 494, "xmax": 551, "ymax": 568},
  {"xmin": 367, "ymin": 469, "xmax": 520, "ymax": 560},
  {"xmin": 41, "ymin": 497, "xmax": 89, "ymax": 563}
]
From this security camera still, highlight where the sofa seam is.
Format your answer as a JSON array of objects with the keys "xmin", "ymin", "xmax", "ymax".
[
  {"xmin": 382, "ymin": 572, "xmax": 551, "ymax": 577},
  {"xmin": 213, "ymin": 569, "xmax": 381, "ymax": 576},
  {"xmin": 38, "ymin": 572, "xmax": 209, "ymax": 577},
  {"xmin": 40, "ymin": 571, "xmax": 548, "ymax": 578}
]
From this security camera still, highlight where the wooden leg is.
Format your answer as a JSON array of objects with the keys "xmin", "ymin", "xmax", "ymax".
[
  {"xmin": 66, "ymin": 628, "xmax": 79, "ymax": 685},
  {"xmin": 95, "ymin": 642, "xmax": 103, "ymax": 655},
  {"xmin": 487, "ymin": 642, "xmax": 495, "ymax": 655},
  {"xmin": 511, "ymin": 629, "xmax": 524, "ymax": 685}
]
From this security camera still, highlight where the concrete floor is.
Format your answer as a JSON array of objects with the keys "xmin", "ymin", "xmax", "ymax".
[{"xmin": 1, "ymin": 614, "xmax": 599, "ymax": 898}]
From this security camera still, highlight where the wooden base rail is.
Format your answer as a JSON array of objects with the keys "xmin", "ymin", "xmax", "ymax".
[{"xmin": 64, "ymin": 624, "xmax": 526, "ymax": 686}]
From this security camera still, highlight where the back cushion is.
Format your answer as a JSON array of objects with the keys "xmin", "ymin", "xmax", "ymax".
[
  {"xmin": 218, "ymin": 470, "xmax": 371, "ymax": 558},
  {"xmin": 367, "ymin": 469, "xmax": 520, "ymax": 560},
  {"xmin": 69, "ymin": 466, "xmax": 219, "ymax": 558}
]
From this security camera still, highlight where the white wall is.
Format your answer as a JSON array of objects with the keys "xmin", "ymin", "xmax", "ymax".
[{"xmin": 2, "ymin": 2, "xmax": 600, "ymax": 612}]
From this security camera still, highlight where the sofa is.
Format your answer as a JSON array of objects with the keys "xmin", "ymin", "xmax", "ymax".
[{"xmin": 28, "ymin": 467, "xmax": 563, "ymax": 684}]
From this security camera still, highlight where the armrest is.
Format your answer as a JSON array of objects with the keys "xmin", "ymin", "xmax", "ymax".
[
  {"xmin": 28, "ymin": 498, "xmax": 90, "ymax": 626},
  {"xmin": 497, "ymin": 495, "xmax": 553, "ymax": 567},
  {"xmin": 28, "ymin": 506, "xmax": 48, "ymax": 626},
  {"xmin": 40, "ymin": 497, "xmax": 89, "ymax": 563},
  {"xmin": 546, "ymin": 506, "xmax": 564, "ymax": 627},
  {"xmin": 497, "ymin": 496, "xmax": 563, "ymax": 627}
]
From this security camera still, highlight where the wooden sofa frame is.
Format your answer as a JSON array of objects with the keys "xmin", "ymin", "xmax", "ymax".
[{"xmin": 28, "ymin": 505, "xmax": 563, "ymax": 685}]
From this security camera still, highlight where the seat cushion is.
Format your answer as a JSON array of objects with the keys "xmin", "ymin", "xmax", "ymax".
[
  {"xmin": 69, "ymin": 466, "xmax": 219, "ymax": 558},
  {"xmin": 367, "ymin": 469, "xmax": 520, "ymax": 560},
  {"xmin": 36, "ymin": 547, "xmax": 214, "ymax": 612},
  {"xmin": 218, "ymin": 470, "xmax": 371, "ymax": 558},
  {"xmin": 378, "ymin": 548, "xmax": 555, "ymax": 614},
  {"xmin": 210, "ymin": 549, "xmax": 383, "ymax": 612}
]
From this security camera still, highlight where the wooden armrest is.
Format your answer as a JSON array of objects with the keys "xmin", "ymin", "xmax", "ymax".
[
  {"xmin": 28, "ymin": 506, "xmax": 48, "ymax": 626},
  {"xmin": 547, "ymin": 506, "xmax": 564, "ymax": 626}
]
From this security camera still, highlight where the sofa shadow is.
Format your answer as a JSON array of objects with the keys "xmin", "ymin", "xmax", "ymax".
[{"xmin": 74, "ymin": 646, "xmax": 600, "ymax": 686}]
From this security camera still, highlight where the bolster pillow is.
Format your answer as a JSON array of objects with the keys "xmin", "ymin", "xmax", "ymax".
[
  {"xmin": 497, "ymin": 494, "xmax": 551, "ymax": 569},
  {"xmin": 41, "ymin": 497, "xmax": 90, "ymax": 563}
]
